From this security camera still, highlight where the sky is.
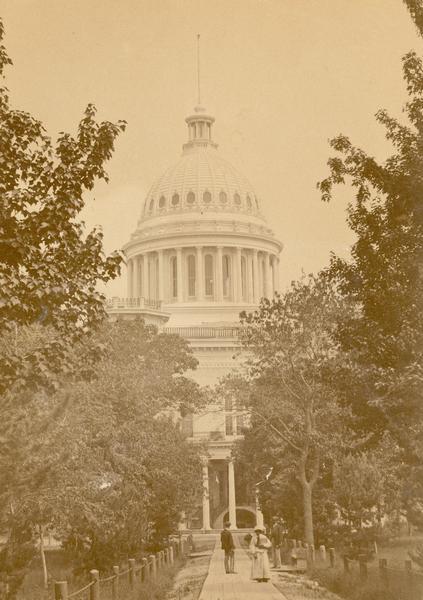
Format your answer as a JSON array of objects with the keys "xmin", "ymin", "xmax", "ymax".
[{"xmin": 2, "ymin": 0, "xmax": 422, "ymax": 294}]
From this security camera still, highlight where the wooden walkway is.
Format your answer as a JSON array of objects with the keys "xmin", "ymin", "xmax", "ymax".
[{"xmin": 199, "ymin": 537, "xmax": 287, "ymax": 600}]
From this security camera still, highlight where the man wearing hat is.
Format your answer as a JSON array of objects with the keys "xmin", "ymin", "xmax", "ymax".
[
  {"xmin": 248, "ymin": 526, "xmax": 272, "ymax": 582},
  {"xmin": 220, "ymin": 521, "xmax": 235, "ymax": 574}
]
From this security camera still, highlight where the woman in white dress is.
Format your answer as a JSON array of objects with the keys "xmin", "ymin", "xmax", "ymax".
[{"xmin": 248, "ymin": 527, "xmax": 272, "ymax": 582}]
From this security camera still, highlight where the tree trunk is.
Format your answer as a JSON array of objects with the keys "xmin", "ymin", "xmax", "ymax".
[
  {"xmin": 301, "ymin": 480, "xmax": 314, "ymax": 546},
  {"xmin": 39, "ymin": 525, "xmax": 48, "ymax": 589}
]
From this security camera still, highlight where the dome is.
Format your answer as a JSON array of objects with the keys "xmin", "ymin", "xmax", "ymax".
[{"xmin": 138, "ymin": 106, "xmax": 263, "ymax": 223}]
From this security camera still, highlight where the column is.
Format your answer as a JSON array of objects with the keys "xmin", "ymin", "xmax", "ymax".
[
  {"xmin": 133, "ymin": 257, "xmax": 139, "ymax": 298},
  {"xmin": 216, "ymin": 246, "xmax": 223, "ymax": 302},
  {"xmin": 235, "ymin": 247, "xmax": 242, "ymax": 303},
  {"xmin": 252, "ymin": 250, "xmax": 259, "ymax": 303},
  {"xmin": 247, "ymin": 251, "xmax": 253, "ymax": 303},
  {"xmin": 139, "ymin": 254, "xmax": 145, "ymax": 298},
  {"xmin": 274, "ymin": 255, "xmax": 280, "ymax": 293},
  {"xmin": 127, "ymin": 258, "xmax": 133, "ymax": 298},
  {"xmin": 228, "ymin": 459, "xmax": 237, "ymax": 529},
  {"xmin": 264, "ymin": 252, "xmax": 272, "ymax": 299},
  {"xmin": 158, "ymin": 250, "xmax": 164, "ymax": 301},
  {"xmin": 202, "ymin": 461, "xmax": 211, "ymax": 530},
  {"xmin": 196, "ymin": 246, "xmax": 204, "ymax": 301},
  {"xmin": 144, "ymin": 254, "xmax": 150, "ymax": 300},
  {"xmin": 176, "ymin": 247, "xmax": 183, "ymax": 303}
]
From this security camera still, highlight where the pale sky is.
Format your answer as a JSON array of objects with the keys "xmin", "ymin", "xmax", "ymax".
[{"xmin": 2, "ymin": 0, "xmax": 422, "ymax": 294}]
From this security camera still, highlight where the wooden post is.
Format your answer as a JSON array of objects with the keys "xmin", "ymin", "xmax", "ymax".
[
  {"xmin": 373, "ymin": 541, "xmax": 378, "ymax": 555},
  {"xmin": 358, "ymin": 555, "xmax": 367, "ymax": 580},
  {"xmin": 292, "ymin": 539, "xmax": 297, "ymax": 548},
  {"xmin": 405, "ymin": 559, "xmax": 413, "ymax": 596},
  {"xmin": 178, "ymin": 535, "xmax": 183, "ymax": 556},
  {"xmin": 379, "ymin": 558, "xmax": 388, "ymax": 585},
  {"xmin": 89, "ymin": 570, "xmax": 99, "ymax": 600},
  {"xmin": 319, "ymin": 545, "xmax": 326, "ymax": 562},
  {"xmin": 129, "ymin": 558, "xmax": 136, "ymax": 588},
  {"xmin": 141, "ymin": 558, "xmax": 148, "ymax": 581},
  {"xmin": 329, "ymin": 548, "xmax": 336, "ymax": 567},
  {"xmin": 169, "ymin": 546, "xmax": 174, "ymax": 565},
  {"xmin": 343, "ymin": 556, "xmax": 350, "ymax": 573},
  {"xmin": 149, "ymin": 555, "xmax": 157, "ymax": 579},
  {"xmin": 309, "ymin": 545, "xmax": 315, "ymax": 565},
  {"xmin": 54, "ymin": 582, "xmax": 68, "ymax": 600},
  {"xmin": 112, "ymin": 566, "xmax": 119, "ymax": 600}
]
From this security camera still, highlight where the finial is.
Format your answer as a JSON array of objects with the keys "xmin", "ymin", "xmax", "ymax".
[{"xmin": 197, "ymin": 34, "xmax": 201, "ymax": 106}]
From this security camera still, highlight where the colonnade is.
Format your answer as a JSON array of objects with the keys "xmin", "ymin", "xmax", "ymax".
[
  {"xmin": 202, "ymin": 459, "xmax": 237, "ymax": 530},
  {"xmin": 126, "ymin": 246, "xmax": 280, "ymax": 304}
]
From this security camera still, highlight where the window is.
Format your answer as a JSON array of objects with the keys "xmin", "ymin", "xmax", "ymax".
[
  {"xmin": 236, "ymin": 414, "xmax": 245, "ymax": 435},
  {"xmin": 241, "ymin": 256, "xmax": 247, "ymax": 301},
  {"xmin": 187, "ymin": 255, "xmax": 196, "ymax": 297},
  {"xmin": 225, "ymin": 414, "xmax": 234, "ymax": 436},
  {"xmin": 219, "ymin": 191, "xmax": 227, "ymax": 204},
  {"xmin": 225, "ymin": 397, "xmax": 233, "ymax": 411},
  {"xmin": 159, "ymin": 195, "xmax": 166, "ymax": 209},
  {"xmin": 181, "ymin": 414, "xmax": 193, "ymax": 437},
  {"xmin": 187, "ymin": 191, "xmax": 195, "ymax": 205},
  {"xmin": 172, "ymin": 193, "xmax": 180, "ymax": 206},
  {"xmin": 170, "ymin": 256, "xmax": 177, "ymax": 298},
  {"xmin": 234, "ymin": 192, "xmax": 241, "ymax": 206},
  {"xmin": 204, "ymin": 254, "xmax": 214, "ymax": 296},
  {"xmin": 149, "ymin": 198, "xmax": 154, "ymax": 212},
  {"xmin": 203, "ymin": 190, "xmax": 212, "ymax": 204},
  {"xmin": 223, "ymin": 254, "xmax": 231, "ymax": 298}
]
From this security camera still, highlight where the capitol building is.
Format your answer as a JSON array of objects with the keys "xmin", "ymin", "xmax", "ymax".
[{"xmin": 108, "ymin": 102, "xmax": 283, "ymax": 531}]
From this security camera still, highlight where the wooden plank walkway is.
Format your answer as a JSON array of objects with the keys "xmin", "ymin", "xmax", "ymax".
[{"xmin": 199, "ymin": 537, "xmax": 287, "ymax": 600}]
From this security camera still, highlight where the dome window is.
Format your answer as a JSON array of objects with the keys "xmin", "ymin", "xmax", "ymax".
[
  {"xmin": 159, "ymin": 196, "xmax": 166, "ymax": 209},
  {"xmin": 219, "ymin": 191, "xmax": 227, "ymax": 204},
  {"xmin": 187, "ymin": 191, "xmax": 195, "ymax": 205},
  {"xmin": 246, "ymin": 195, "xmax": 252, "ymax": 210},
  {"xmin": 172, "ymin": 193, "xmax": 180, "ymax": 207},
  {"xmin": 149, "ymin": 198, "xmax": 155, "ymax": 212},
  {"xmin": 234, "ymin": 193, "xmax": 241, "ymax": 206},
  {"xmin": 203, "ymin": 190, "xmax": 212, "ymax": 204}
]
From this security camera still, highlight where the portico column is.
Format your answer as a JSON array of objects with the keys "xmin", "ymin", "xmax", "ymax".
[
  {"xmin": 264, "ymin": 252, "xmax": 272, "ymax": 299},
  {"xmin": 176, "ymin": 247, "xmax": 183, "ymax": 303},
  {"xmin": 274, "ymin": 255, "xmax": 280, "ymax": 293},
  {"xmin": 202, "ymin": 461, "xmax": 211, "ymax": 530},
  {"xmin": 228, "ymin": 459, "xmax": 237, "ymax": 529},
  {"xmin": 144, "ymin": 254, "xmax": 150, "ymax": 300},
  {"xmin": 133, "ymin": 257, "xmax": 139, "ymax": 298},
  {"xmin": 247, "ymin": 252, "xmax": 253, "ymax": 303},
  {"xmin": 127, "ymin": 258, "xmax": 133, "ymax": 298},
  {"xmin": 216, "ymin": 246, "xmax": 223, "ymax": 302},
  {"xmin": 158, "ymin": 250, "xmax": 164, "ymax": 301},
  {"xmin": 139, "ymin": 254, "xmax": 144, "ymax": 297},
  {"xmin": 252, "ymin": 250, "xmax": 259, "ymax": 303},
  {"xmin": 235, "ymin": 247, "xmax": 242, "ymax": 303},
  {"xmin": 196, "ymin": 246, "xmax": 204, "ymax": 301}
]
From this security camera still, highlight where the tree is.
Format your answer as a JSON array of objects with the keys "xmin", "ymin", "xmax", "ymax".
[
  {"xmin": 226, "ymin": 275, "xmax": 350, "ymax": 545},
  {"xmin": 0, "ymin": 18, "xmax": 126, "ymax": 395}
]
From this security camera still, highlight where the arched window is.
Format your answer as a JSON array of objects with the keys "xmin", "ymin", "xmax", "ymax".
[
  {"xmin": 187, "ymin": 255, "xmax": 196, "ymax": 297},
  {"xmin": 172, "ymin": 193, "xmax": 180, "ymax": 206},
  {"xmin": 170, "ymin": 256, "xmax": 177, "ymax": 299},
  {"xmin": 234, "ymin": 192, "xmax": 241, "ymax": 206},
  {"xmin": 159, "ymin": 195, "xmax": 166, "ymax": 209},
  {"xmin": 149, "ymin": 198, "xmax": 154, "ymax": 212},
  {"xmin": 187, "ymin": 191, "xmax": 195, "ymax": 205},
  {"xmin": 241, "ymin": 256, "xmax": 247, "ymax": 301},
  {"xmin": 246, "ymin": 195, "xmax": 252, "ymax": 210},
  {"xmin": 204, "ymin": 254, "xmax": 214, "ymax": 297},
  {"xmin": 219, "ymin": 191, "xmax": 227, "ymax": 204},
  {"xmin": 223, "ymin": 254, "xmax": 231, "ymax": 298},
  {"xmin": 203, "ymin": 190, "xmax": 212, "ymax": 204}
]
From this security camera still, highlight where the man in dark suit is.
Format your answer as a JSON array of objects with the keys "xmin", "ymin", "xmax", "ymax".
[{"xmin": 220, "ymin": 521, "xmax": 235, "ymax": 573}]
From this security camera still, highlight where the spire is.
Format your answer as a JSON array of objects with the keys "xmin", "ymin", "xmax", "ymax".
[{"xmin": 182, "ymin": 35, "xmax": 218, "ymax": 153}]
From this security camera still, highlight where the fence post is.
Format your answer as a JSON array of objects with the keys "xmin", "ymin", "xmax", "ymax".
[
  {"xmin": 141, "ymin": 558, "xmax": 148, "ymax": 582},
  {"xmin": 169, "ymin": 545, "xmax": 174, "ymax": 565},
  {"xmin": 129, "ymin": 558, "xmax": 136, "ymax": 588},
  {"xmin": 319, "ymin": 545, "xmax": 326, "ymax": 562},
  {"xmin": 292, "ymin": 539, "xmax": 297, "ymax": 548},
  {"xmin": 308, "ymin": 545, "xmax": 315, "ymax": 565},
  {"xmin": 54, "ymin": 582, "xmax": 68, "ymax": 600},
  {"xmin": 343, "ymin": 556, "xmax": 350, "ymax": 573},
  {"xmin": 358, "ymin": 555, "xmax": 368, "ymax": 580},
  {"xmin": 405, "ymin": 559, "xmax": 413, "ymax": 597},
  {"xmin": 89, "ymin": 570, "xmax": 99, "ymax": 600},
  {"xmin": 149, "ymin": 554, "xmax": 157, "ymax": 579},
  {"xmin": 373, "ymin": 541, "xmax": 378, "ymax": 555},
  {"xmin": 112, "ymin": 566, "xmax": 119, "ymax": 600},
  {"xmin": 379, "ymin": 558, "xmax": 388, "ymax": 586},
  {"xmin": 329, "ymin": 548, "xmax": 336, "ymax": 567}
]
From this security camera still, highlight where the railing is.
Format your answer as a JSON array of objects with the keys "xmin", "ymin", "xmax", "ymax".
[
  {"xmin": 106, "ymin": 297, "xmax": 162, "ymax": 311},
  {"xmin": 54, "ymin": 539, "xmax": 186, "ymax": 599},
  {"xmin": 163, "ymin": 326, "xmax": 241, "ymax": 339}
]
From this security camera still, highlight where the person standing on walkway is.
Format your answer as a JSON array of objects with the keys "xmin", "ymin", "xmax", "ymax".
[
  {"xmin": 270, "ymin": 517, "xmax": 284, "ymax": 568},
  {"xmin": 248, "ymin": 526, "xmax": 272, "ymax": 582},
  {"xmin": 220, "ymin": 521, "xmax": 235, "ymax": 574}
]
